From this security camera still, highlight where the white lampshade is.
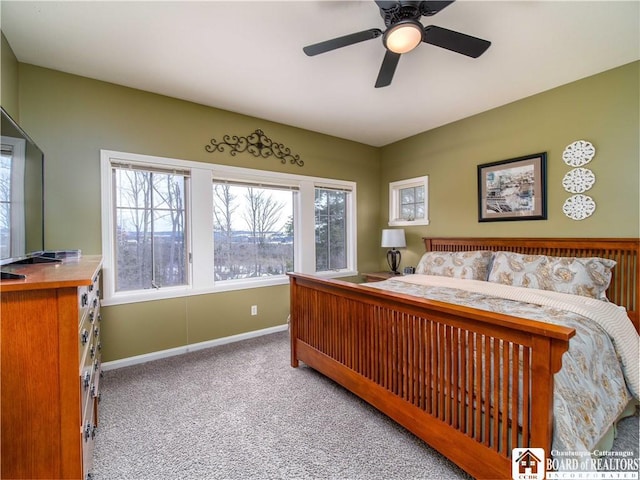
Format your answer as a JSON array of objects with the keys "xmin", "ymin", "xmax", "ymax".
[{"xmin": 381, "ymin": 229, "xmax": 406, "ymax": 248}]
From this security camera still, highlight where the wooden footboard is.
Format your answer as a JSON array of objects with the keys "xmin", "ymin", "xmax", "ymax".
[{"xmin": 289, "ymin": 273, "xmax": 574, "ymax": 480}]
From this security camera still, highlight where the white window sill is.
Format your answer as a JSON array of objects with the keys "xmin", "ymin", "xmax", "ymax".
[
  {"xmin": 101, "ymin": 270, "xmax": 359, "ymax": 306},
  {"xmin": 388, "ymin": 219, "xmax": 430, "ymax": 227}
]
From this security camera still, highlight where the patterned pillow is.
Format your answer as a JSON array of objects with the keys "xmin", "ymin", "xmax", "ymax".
[
  {"xmin": 546, "ymin": 256, "xmax": 616, "ymax": 300},
  {"xmin": 488, "ymin": 251, "xmax": 615, "ymax": 300},
  {"xmin": 487, "ymin": 252, "xmax": 548, "ymax": 290},
  {"xmin": 415, "ymin": 251, "xmax": 494, "ymax": 281}
]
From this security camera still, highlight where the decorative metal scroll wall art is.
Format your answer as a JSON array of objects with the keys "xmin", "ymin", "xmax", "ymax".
[
  {"xmin": 205, "ymin": 129, "xmax": 304, "ymax": 167},
  {"xmin": 561, "ymin": 140, "xmax": 596, "ymax": 220}
]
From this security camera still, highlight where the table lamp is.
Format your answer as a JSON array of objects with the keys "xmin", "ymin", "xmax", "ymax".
[{"xmin": 381, "ymin": 229, "xmax": 406, "ymax": 274}]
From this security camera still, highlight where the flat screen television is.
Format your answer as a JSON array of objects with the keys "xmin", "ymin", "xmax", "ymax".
[{"xmin": 0, "ymin": 107, "xmax": 45, "ymax": 278}]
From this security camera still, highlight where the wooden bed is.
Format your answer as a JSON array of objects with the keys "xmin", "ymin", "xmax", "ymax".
[{"xmin": 288, "ymin": 237, "xmax": 639, "ymax": 480}]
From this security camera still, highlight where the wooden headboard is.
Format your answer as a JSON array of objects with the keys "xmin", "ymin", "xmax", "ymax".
[{"xmin": 423, "ymin": 237, "xmax": 640, "ymax": 332}]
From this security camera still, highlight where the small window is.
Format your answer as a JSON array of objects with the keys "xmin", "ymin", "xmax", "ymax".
[{"xmin": 389, "ymin": 176, "xmax": 429, "ymax": 226}]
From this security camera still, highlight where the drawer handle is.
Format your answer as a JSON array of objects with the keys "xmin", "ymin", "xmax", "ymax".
[
  {"xmin": 90, "ymin": 345, "xmax": 95, "ymax": 359},
  {"xmin": 83, "ymin": 372, "xmax": 91, "ymax": 389},
  {"xmin": 94, "ymin": 327, "xmax": 100, "ymax": 337},
  {"xmin": 84, "ymin": 422, "xmax": 91, "ymax": 441},
  {"xmin": 89, "ymin": 311, "xmax": 95, "ymax": 323},
  {"xmin": 81, "ymin": 329, "xmax": 89, "ymax": 345},
  {"xmin": 81, "ymin": 293, "xmax": 89, "ymax": 307}
]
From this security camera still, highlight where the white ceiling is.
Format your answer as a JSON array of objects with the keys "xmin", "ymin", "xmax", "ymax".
[{"xmin": 2, "ymin": 1, "xmax": 639, "ymax": 147}]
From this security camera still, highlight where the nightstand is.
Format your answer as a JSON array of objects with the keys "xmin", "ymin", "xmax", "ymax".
[{"xmin": 363, "ymin": 271, "xmax": 403, "ymax": 282}]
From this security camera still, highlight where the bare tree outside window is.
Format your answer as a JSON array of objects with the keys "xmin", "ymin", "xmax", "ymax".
[
  {"xmin": 114, "ymin": 167, "xmax": 188, "ymax": 291},
  {"xmin": 213, "ymin": 183, "xmax": 293, "ymax": 280},
  {"xmin": 102, "ymin": 151, "xmax": 357, "ymax": 302}
]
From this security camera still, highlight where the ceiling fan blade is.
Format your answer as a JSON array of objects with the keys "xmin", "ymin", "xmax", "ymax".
[
  {"xmin": 420, "ymin": 1, "xmax": 455, "ymax": 16},
  {"xmin": 375, "ymin": 50, "xmax": 401, "ymax": 88},
  {"xmin": 374, "ymin": 1, "xmax": 398, "ymax": 10},
  {"xmin": 303, "ymin": 29, "xmax": 383, "ymax": 56},
  {"xmin": 423, "ymin": 25, "xmax": 491, "ymax": 58}
]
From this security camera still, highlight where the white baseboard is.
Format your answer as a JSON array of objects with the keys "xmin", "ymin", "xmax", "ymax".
[{"xmin": 101, "ymin": 324, "xmax": 288, "ymax": 371}]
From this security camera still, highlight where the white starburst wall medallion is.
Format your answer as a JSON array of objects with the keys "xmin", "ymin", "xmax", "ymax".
[
  {"xmin": 562, "ymin": 167, "xmax": 596, "ymax": 194},
  {"xmin": 562, "ymin": 140, "xmax": 595, "ymax": 167},
  {"xmin": 563, "ymin": 194, "xmax": 596, "ymax": 220}
]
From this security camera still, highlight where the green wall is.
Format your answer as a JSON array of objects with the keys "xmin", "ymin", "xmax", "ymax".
[
  {"xmin": 6, "ymin": 61, "xmax": 381, "ymax": 362},
  {"xmin": 1, "ymin": 33, "xmax": 19, "ymax": 119},
  {"xmin": 2, "ymin": 34, "xmax": 638, "ymax": 362},
  {"xmin": 380, "ymin": 62, "xmax": 640, "ymax": 270}
]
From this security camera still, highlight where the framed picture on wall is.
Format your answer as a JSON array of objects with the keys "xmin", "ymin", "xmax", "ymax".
[{"xmin": 477, "ymin": 152, "xmax": 547, "ymax": 222}]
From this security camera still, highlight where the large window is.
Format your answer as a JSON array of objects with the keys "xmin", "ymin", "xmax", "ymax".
[
  {"xmin": 101, "ymin": 150, "xmax": 357, "ymax": 305},
  {"xmin": 112, "ymin": 164, "xmax": 188, "ymax": 292},
  {"xmin": 315, "ymin": 188, "xmax": 347, "ymax": 271},
  {"xmin": 212, "ymin": 182, "xmax": 294, "ymax": 281}
]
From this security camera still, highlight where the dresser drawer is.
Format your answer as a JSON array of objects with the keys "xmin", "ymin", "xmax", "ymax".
[
  {"xmin": 79, "ymin": 314, "xmax": 92, "ymax": 361},
  {"xmin": 81, "ymin": 400, "xmax": 97, "ymax": 480},
  {"xmin": 80, "ymin": 333, "xmax": 95, "ymax": 421},
  {"xmin": 78, "ymin": 284, "xmax": 90, "ymax": 324},
  {"xmin": 92, "ymin": 351, "xmax": 102, "ymax": 427}
]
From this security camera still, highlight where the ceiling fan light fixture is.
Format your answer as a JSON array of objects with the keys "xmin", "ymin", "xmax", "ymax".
[{"xmin": 383, "ymin": 20, "xmax": 423, "ymax": 54}]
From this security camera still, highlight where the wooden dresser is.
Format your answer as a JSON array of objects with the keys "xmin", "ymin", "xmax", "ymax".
[{"xmin": 1, "ymin": 255, "xmax": 103, "ymax": 480}]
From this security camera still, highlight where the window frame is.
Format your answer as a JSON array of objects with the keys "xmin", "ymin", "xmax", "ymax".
[
  {"xmin": 111, "ymin": 164, "xmax": 191, "ymax": 293},
  {"xmin": 388, "ymin": 175, "xmax": 429, "ymax": 227},
  {"xmin": 100, "ymin": 150, "xmax": 357, "ymax": 306}
]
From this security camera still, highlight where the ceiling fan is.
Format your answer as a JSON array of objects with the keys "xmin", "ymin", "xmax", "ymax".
[{"xmin": 303, "ymin": 0, "xmax": 491, "ymax": 88}]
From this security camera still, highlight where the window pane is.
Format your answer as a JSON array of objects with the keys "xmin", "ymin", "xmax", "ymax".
[
  {"xmin": 0, "ymin": 153, "xmax": 11, "ymax": 258},
  {"xmin": 401, "ymin": 205, "xmax": 415, "ymax": 220},
  {"xmin": 114, "ymin": 168, "xmax": 187, "ymax": 291},
  {"xmin": 213, "ymin": 183, "xmax": 293, "ymax": 280},
  {"xmin": 399, "ymin": 185, "xmax": 425, "ymax": 220},
  {"xmin": 315, "ymin": 188, "xmax": 347, "ymax": 272},
  {"xmin": 400, "ymin": 187, "xmax": 415, "ymax": 204}
]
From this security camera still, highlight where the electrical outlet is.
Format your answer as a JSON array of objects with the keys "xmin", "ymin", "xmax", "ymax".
[{"xmin": 251, "ymin": 305, "xmax": 257, "ymax": 316}]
